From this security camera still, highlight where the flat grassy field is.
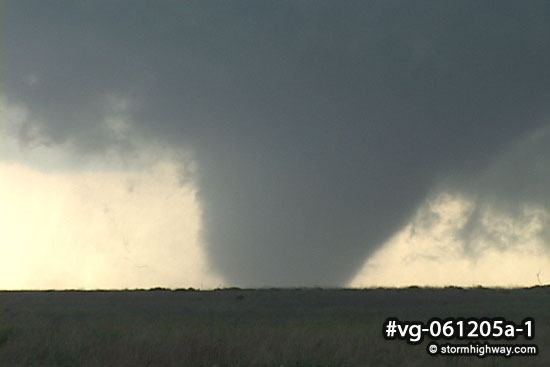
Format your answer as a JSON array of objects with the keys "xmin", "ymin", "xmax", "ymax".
[{"xmin": 0, "ymin": 287, "xmax": 548, "ymax": 366}]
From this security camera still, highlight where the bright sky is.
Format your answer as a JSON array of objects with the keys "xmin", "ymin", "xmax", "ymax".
[
  {"xmin": 351, "ymin": 193, "xmax": 550, "ymax": 288},
  {"xmin": 0, "ymin": 156, "xmax": 222, "ymax": 290}
]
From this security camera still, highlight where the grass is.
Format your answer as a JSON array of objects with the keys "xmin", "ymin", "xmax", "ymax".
[{"xmin": 0, "ymin": 287, "xmax": 548, "ymax": 366}]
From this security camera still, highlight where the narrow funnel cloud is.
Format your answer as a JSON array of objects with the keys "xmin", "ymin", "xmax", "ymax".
[{"xmin": 3, "ymin": 1, "xmax": 550, "ymax": 286}]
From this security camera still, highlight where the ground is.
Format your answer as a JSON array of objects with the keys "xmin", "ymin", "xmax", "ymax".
[{"xmin": 0, "ymin": 287, "xmax": 548, "ymax": 366}]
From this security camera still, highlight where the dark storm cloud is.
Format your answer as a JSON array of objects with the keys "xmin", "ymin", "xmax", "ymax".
[{"xmin": 4, "ymin": 1, "xmax": 550, "ymax": 286}]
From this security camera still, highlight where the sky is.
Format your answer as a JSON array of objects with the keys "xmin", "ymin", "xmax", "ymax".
[{"xmin": 1, "ymin": 1, "xmax": 550, "ymax": 289}]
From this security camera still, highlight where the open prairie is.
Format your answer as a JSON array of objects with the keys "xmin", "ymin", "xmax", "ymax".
[{"xmin": 0, "ymin": 287, "xmax": 548, "ymax": 366}]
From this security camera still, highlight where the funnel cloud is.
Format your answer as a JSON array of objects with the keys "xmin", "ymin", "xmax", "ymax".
[{"xmin": 3, "ymin": 1, "xmax": 550, "ymax": 286}]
